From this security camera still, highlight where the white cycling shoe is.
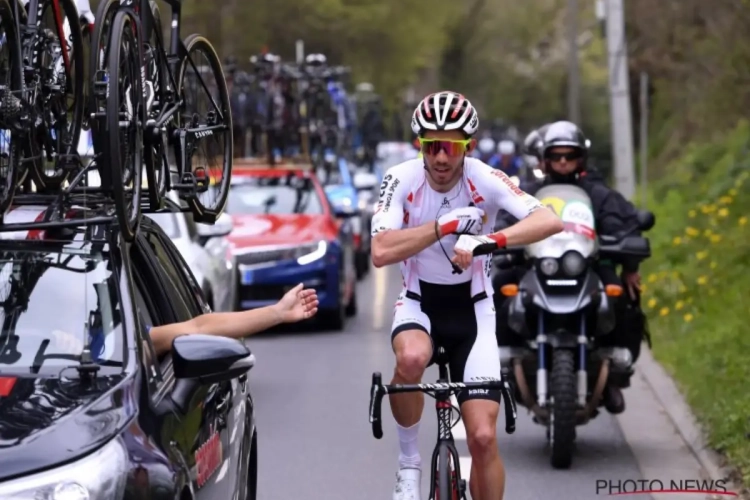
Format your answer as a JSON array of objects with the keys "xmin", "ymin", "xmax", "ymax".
[{"xmin": 393, "ymin": 468, "xmax": 421, "ymax": 500}]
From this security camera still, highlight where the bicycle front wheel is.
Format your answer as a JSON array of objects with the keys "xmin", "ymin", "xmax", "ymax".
[
  {"xmin": 106, "ymin": 10, "xmax": 143, "ymax": 241},
  {"xmin": 176, "ymin": 34, "xmax": 232, "ymax": 224}
]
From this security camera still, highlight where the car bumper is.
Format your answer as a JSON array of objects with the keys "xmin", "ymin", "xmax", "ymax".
[{"xmin": 236, "ymin": 258, "xmax": 341, "ymax": 310}]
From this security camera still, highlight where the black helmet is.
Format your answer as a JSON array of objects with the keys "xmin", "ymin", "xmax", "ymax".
[{"xmin": 540, "ymin": 121, "xmax": 588, "ymax": 158}]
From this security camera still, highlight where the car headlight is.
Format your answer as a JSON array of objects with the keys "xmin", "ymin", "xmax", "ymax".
[
  {"xmin": 297, "ymin": 240, "xmax": 328, "ymax": 265},
  {"xmin": 539, "ymin": 258, "xmax": 559, "ymax": 276},
  {"xmin": 561, "ymin": 251, "xmax": 586, "ymax": 276},
  {"xmin": 0, "ymin": 437, "xmax": 128, "ymax": 499}
]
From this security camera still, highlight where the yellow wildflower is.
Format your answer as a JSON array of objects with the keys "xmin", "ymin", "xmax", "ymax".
[
  {"xmin": 648, "ymin": 274, "xmax": 657, "ymax": 283},
  {"xmin": 678, "ymin": 285, "xmax": 687, "ymax": 293},
  {"xmin": 719, "ymin": 196, "xmax": 733, "ymax": 205},
  {"xmin": 672, "ymin": 236, "xmax": 682, "ymax": 246},
  {"xmin": 684, "ymin": 313, "xmax": 694, "ymax": 323},
  {"xmin": 647, "ymin": 298, "xmax": 657, "ymax": 309},
  {"xmin": 685, "ymin": 227, "xmax": 700, "ymax": 237},
  {"xmin": 700, "ymin": 204, "xmax": 716, "ymax": 214},
  {"xmin": 740, "ymin": 216, "xmax": 748, "ymax": 226},
  {"xmin": 710, "ymin": 261, "xmax": 717, "ymax": 269},
  {"xmin": 659, "ymin": 307, "xmax": 669, "ymax": 316},
  {"xmin": 710, "ymin": 234, "xmax": 722, "ymax": 243},
  {"xmin": 703, "ymin": 228, "xmax": 713, "ymax": 237},
  {"xmin": 675, "ymin": 300, "xmax": 684, "ymax": 310},
  {"xmin": 729, "ymin": 188, "xmax": 738, "ymax": 196},
  {"xmin": 696, "ymin": 251, "xmax": 708, "ymax": 260},
  {"xmin": 718, "ymin": 208, "xmax": 729, "ymax": 217},
  {"xmin": 688, "ymin": 210, "xmax": 697, "ymax": 218},
  {"xmin": 697, "ymin": 276, "xmax": 708, "ymax": 285}
]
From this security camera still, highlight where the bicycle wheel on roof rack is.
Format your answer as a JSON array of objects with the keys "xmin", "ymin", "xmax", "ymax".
[
  {"xmin": 0, "ymin": 0, "xmax": 22, "ymax": 216},
  {"xmin": 175, "ymin": 34, "xmax": 232, "ymax": 224},
  {"xmin": 26, "ymin": 0, "xmax": 85, "ymax": 192},
  {"xmin": 105, "ymin": 10, "xmax": 143, "ymax": 241}
]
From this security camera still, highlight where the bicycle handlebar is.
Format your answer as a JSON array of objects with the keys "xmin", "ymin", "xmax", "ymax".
[{"xmin": 368, "ymin": 372, "xmax": 517, "ymax": 440}]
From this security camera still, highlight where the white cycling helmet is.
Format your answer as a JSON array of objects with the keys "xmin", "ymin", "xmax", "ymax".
[
  {"xmin": 478, "ymin": 138, "xmax": 495, "ymax": 154},
  {"xmin": 498, "ymin": 140, "xmax": 515, "ymax": 155},
  {"xmin": 411, "ymin": 91, "xmax": 479, "ymax": 137}
]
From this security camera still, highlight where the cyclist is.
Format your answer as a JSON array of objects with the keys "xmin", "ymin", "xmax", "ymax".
[{"xmin": 371, "ymin": 91, "xmax": 563, "ymax": 500}]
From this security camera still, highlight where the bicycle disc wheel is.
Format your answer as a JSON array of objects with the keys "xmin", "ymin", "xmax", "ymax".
[
  {"xmin": 106, "ymin": 10, "xmax": 143, "ymax": 241},
  {"xmin": 27, "ymin": 0, "xmax": 85, "ymax": 192},
  {"xmin": 176, "ymin": 34, "xmax": 232, "ymax": 224},
  {"xmin": 88, "ymin": 0, "xmax": 121, "ymax": 159},
  {"xmin": 0, "ymin": 0, "xmax": 21, "ymax": 215}
]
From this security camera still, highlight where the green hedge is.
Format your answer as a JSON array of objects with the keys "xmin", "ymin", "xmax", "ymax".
[{"xmin": 643, "ymin": 120, "xmax": 750, "ymax": 485}]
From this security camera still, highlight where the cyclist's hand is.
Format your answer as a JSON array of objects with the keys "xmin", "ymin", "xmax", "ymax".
[
  {"xmin": 451, "ymin": 234, "xmax": 502, "ymax": 269},
  {"xmin": 438, "ymin": 207, "xmax": 485, "ymax": 236}
]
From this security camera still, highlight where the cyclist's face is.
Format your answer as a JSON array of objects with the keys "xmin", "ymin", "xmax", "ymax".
[
  {"xmin": 546, "ymin": 146, "xmax": 581, "ymax": 175},
  {"xmin": 421, "ymin": 130, "xmax": 475, "ymax": 187}
]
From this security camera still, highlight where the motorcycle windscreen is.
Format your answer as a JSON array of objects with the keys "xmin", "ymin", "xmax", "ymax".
[{"xmin": 526, "ymin": 184, "xmax": 597, "ymax": 259}]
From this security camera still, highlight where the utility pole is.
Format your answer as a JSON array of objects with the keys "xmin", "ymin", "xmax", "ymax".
[
  {"xmin": 605, "ymin": 0, "xmax": 636, "ymax": 199},
  {"xmin": 567, "ymin": 0, "xmax": 581, "ymax": 124},
  {"xmin": 639, "ymin": 72, "xmax": 649, "ymax": 207}
]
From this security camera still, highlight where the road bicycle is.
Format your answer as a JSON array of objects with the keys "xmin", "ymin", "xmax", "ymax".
[
  {"xmin": 368, "ymin": 347, "xmax": 517, "ymax": 500},
  {"xmin": 88, "ymin": 0, "xmax": 232, "ymax": 241}
]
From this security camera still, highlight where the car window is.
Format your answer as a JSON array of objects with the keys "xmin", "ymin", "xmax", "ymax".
[
  {"xmin": 141, "ymin": 229, "xmax": 200, "ymax": 321},
  {"xmin": 226, "ymin": 175, "xmax": 323, "ymax": 215},
  {"xmin": 147, "ymin": 213, "xmax": 180, "ymax": 239},
  {"xmin": 131, "ymin": 274, "xmax": 161, "ymax": 388},
  {"xmin": 0, "ymin": 243, "xmax": 124, "ymax": 374}
]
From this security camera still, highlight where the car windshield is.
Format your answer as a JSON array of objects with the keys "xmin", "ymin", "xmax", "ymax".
[
  {"xmin": 226, "ymin": 175, "xmax": 324, "ymax": 215},
  {"xmin": 0, "ymin": 243, "xmax": 124, "ymax": 375},
  {"xmin": 148, "ymin": 212, "xmax": 181, "ymax": 238}
]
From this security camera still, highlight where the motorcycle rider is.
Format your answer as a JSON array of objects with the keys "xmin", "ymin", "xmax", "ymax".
[
  {"xmin": 476, "ymin": 137, "xmax": 497, "ymax": 163},
  {"xmin": 494, "ymin": 140, "xmax": 523, "ymax": 177},
  {"xmin": 494, "ymin": 121, "xmax": 647, "ymax": 414}
]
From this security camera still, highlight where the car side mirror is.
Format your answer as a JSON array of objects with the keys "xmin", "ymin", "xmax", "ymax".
[
  {"xmin": 197, "ymin": 213, "xmax": 233, "ymax": 239},
  {"xmin": 172, "ymin": 334, "xmax": 254, "ymax": 384},
  {"xmin": 636, "ymin": 210, "xmax": 655, "ymax": 231}
]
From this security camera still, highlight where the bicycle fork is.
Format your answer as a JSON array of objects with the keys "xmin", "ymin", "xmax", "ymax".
[{"xmin": 428, "ymin": 387, "xmax": 466, "ymax": 500}]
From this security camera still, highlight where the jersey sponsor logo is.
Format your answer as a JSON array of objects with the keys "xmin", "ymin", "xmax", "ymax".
[
  {"xmin": 561, "ymin": 200, "xmax": 595, "ymax": 229},
  {"xmin": 468, "ymin": 388, "xmax": 489, "ymax": 396},
  {"xmin": 441, "ymin": 197, "xmax": 450, "ymax": 208},
  {"xmin": 490, "ymin": 170, "xmax": 525, "ymax": 197},
  {"xmin": 383, "ymin": 178, "xmax": 400, "ymax": 213},
  {"xmin": 539, "ymin": 196, "xmax": 566, "ymax": 217}
]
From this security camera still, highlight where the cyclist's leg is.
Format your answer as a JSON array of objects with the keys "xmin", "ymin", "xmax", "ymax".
[
  {"xmin": 453, "ymin": 297, "xmax": 506, "ymax": 500},
  {"xmin": 390, "ymin": 294, "xmax": 433, "ymax": 498}
]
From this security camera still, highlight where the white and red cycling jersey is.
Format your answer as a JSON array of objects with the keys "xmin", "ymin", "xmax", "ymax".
[{"xmin": 371, "ymin": 157, "xmax": 542, "ymax": 298}]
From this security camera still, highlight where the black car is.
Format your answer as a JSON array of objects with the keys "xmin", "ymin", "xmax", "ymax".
[{"xmin": 0, "ymin": 205, "xmax": 257, "ymax": 499}]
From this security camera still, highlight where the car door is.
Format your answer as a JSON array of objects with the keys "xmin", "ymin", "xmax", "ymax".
[{"xmin": 136, "ymin": 221, "xmax": 247, "ymax": 499}]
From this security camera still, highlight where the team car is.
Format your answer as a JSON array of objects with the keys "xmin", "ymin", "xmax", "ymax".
[{"xmin": 0, "ymin": 205, "xmax": 258, "ymax": 500}]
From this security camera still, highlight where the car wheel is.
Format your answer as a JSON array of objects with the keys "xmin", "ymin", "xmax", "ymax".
[
  {"xmin": 355, "ymin": 251, "xmax": 369, "ymax": 280},
  {"xmin": 345, "ymin": 284, "xmax": 357, "ymax": 317}
]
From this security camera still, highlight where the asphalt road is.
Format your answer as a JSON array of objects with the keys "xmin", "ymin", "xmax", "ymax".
[{"xmin": 247, "ymin": 265, "xmax": 646, "ymax": 500}]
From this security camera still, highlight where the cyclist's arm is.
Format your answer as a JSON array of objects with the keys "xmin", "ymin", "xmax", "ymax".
[
  {"xmin": 370, "ymin": 166, "xmax": 439, "ymax": 267},
  {"xmin": 482, "ymin": 167, "xmax": 564, "ymax": 246}
]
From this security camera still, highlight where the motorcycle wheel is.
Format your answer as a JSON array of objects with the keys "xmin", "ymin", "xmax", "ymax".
[{"xmin": 549, "ymin": 349, "xmax": 576, "ymax": 469}]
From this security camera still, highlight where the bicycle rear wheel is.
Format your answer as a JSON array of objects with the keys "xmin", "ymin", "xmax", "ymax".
[
  {"xmin": 106, "ymin": 10, "xmax": 143, "ymax": 241},
  {"xmin": 0, "ymin": 0, "xmax": 21, "ymax": 215},
  {"xmin": 27, "ymin": 0, "xmax": 85, "ymax": 192},
  {"xmin": 176, "ymin": 34, "xmax": 232, "ymax": 224}
]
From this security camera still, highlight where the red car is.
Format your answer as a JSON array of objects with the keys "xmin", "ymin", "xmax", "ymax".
[{"xmin": 225, "ymin": 165, "xmax": 358, "ymax": 330}]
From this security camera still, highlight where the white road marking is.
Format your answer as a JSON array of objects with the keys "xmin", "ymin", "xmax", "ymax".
[
  {"xmin": 215, "ymin": 458, "xmax": 229, "ymax": 483},
  {"xmin": 373, "ymin": 266, "xmax": 387, "ymax": 330}
]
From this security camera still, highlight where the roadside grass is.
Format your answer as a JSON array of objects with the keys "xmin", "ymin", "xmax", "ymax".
[{"xmin": 642, "ymin": 120, "xmax": 750, "ymax": 486}]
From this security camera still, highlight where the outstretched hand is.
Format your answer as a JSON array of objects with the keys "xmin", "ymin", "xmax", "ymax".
[{"xmin": 276, "ymin": 283, "xmax": 319, "ymax": 323}]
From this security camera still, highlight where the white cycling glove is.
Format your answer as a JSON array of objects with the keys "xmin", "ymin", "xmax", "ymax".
[
  {"xmin": 438, "ymin": 207, "xmax": 485, "ymax": 236},
  {"xmin": 455, "ymin": 234, "xmax": 506, "ymax": 255}
]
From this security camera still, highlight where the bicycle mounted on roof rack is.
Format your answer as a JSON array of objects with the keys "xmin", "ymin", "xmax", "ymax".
[{"xmin": 0, "ymin": 0, "xmax": 233, "ymax": 242}]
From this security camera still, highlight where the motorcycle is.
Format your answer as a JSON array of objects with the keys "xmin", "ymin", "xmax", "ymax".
[{"xmin": 492, "ymin": 184, "xmax": 654, "ymax": 469}]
